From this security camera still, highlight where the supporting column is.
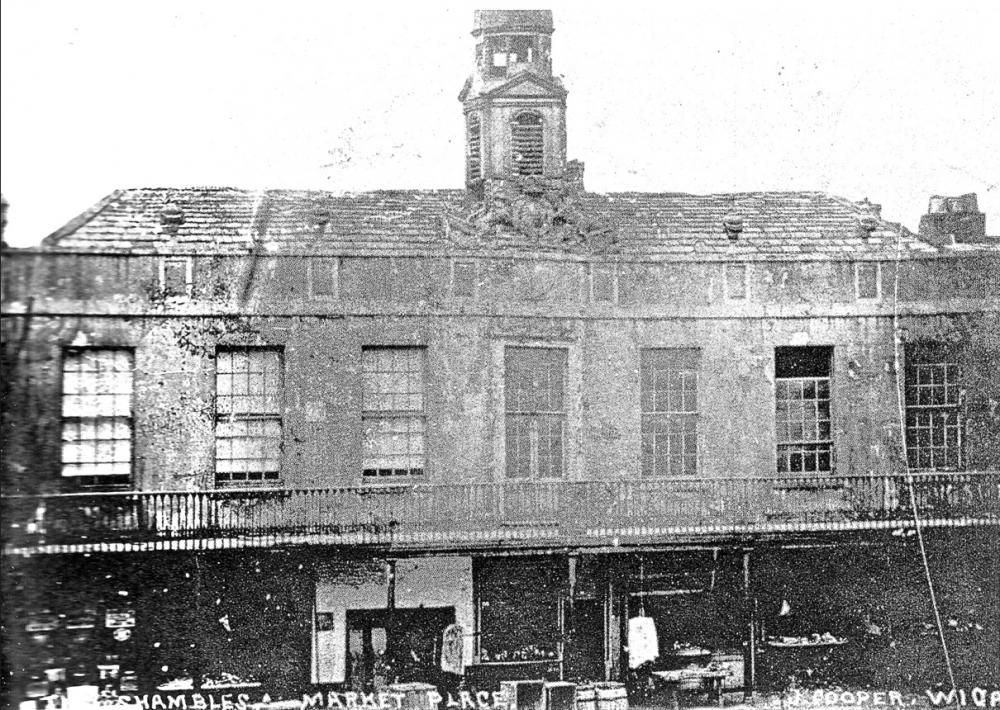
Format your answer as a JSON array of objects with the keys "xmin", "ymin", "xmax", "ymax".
[
  {"xmin": 604, "ymin": 568, "xmax": 620, "ymax": 681},
  {"xmin": 742, "ymin": 550, "xmax": 757, "ymax": 702},
  {"xmin": 386, "ymin": 559, "xmax": 396, "ymax": 609}
]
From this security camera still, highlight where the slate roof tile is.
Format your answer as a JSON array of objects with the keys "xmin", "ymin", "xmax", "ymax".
[{"xmin": 37, "ymin": 186, "xmax": 995, "ymax": 259}]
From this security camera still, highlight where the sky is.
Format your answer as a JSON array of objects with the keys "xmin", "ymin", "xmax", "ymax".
[{"xmin": 2, "ymin": 1, "xmax": 999, "ymax": 247}]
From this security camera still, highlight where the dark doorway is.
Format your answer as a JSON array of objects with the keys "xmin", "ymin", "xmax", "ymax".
[
  {"xmin": 346, "ymin": 607, "xmax": 455, "ymax": 691},
  {"xmin": 566, "ymin": 599, "xmax": 605, "ymax": 681}
]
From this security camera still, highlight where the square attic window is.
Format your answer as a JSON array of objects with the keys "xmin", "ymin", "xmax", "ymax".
[
  {"xmin": 453, "ymin": 260, "xmax": 477, "ymax": 298},
  {"xmin": 161, "ymin": 257, "xmax": 192, "ymax": 297},
  {"xmin": 725, "ymin": 264, "xmax": 748, "ymax": 300},
  {"xmin": 311, "ymin": 258, "xmax": 338, "ymax": 297},
  {"xmin": 855, "ymin": 262, "xmax": 881, "ymax": 300}
]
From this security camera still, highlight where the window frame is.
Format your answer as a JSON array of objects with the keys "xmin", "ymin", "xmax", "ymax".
[
  {"xmin": 361, "ymin": 346, "xmax": 428, "ymax": 479},
  {"xmin": 214, "ymin": 346, "xmax": 285, "ymax": 486},
  {"xmin": 774, "ymin": 346, "xmax": 835, "ymax": 476},
  {"xmin": 854, "ymin": 261, "xmax": 882, "ymax": 301},
  {"xmin": 503, "ymin": 346, "xmax": 569, "ymax": 480},
  {"xmin": 159, "ymin": 256, "xmax": 193, "ymax": 298},
  {"xmin": 904, "ymin": 343, "xmax": 965, "ymax": 471},
  {"xmin": 640, "ymin": 348, "xmax": 700, "ymax": 478},
  {"xmin": 589, "ymin": 263, "xmax": 618, "ymax": 304},
  {"xmin": 309, "ymin": 257, "xmax": 340, "ymax": 298},
  {"xmin": 451, "ymin": 259, "xmax": 478, "ymax": 299},
  {"xmin": 60, "ymin": 347, "xmax": 135, "ymax": 488},
  {"xmin": 724, "ymin": 263, "xmax": 749, "ymax": 301}
]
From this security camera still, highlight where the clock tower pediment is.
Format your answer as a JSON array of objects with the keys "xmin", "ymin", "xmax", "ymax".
[{"xmin": 478, "ymin": 72, "xmax": 567, "ymax": 101}]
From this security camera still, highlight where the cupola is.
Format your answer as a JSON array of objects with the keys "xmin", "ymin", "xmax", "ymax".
[{"xmin": 460, "ymin": 10, "xmax": 569, "ymax": 188}]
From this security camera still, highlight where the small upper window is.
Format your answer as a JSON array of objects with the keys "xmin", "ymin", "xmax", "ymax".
[
  {"xmin": 512, "ymin": 113, "xmax": 544, "ymax": 176},
  {"xmin": 453, "ymin": 261, "xmax": 477, "ymax": 298},
  {"xmin": 725, "ymin": 264, "xmax": 748, "ymax": 301},
  {"xmin": 855, "ymin": 262, "xmax": 881, "ymax": 300},
  {"xmin": 591, "ymin": 264, "xmax": 617, "ymax": 303},
  {"xmin": 161, "ymin": 257, "xmax": 192, "ymax": 298},
  {"xmin": 311, "ymin": 258, "xmax": 338, "ymax": 298}
]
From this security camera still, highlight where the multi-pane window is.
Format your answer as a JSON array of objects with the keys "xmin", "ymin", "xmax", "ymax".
[
  {"xmin": 215, "ymin": 348, "xmax": 283, "ymax": 484},
  {"xmin": 641, "ymin": 349, "xmax": 699, "ymax": 476},
  {"xmin": 61, "ymin": 349, "xmax": 134, "ymax": 485},
  {"xmin": 467, "ymin": 114, "xmax": 482, "ymax": 182},
  {"xmin": 512, "ymin": 113, "xmax": 544, "ymax": 176},
  {"xmin": 362, "ymin": 347, "xmax": 426, "ymax": 477},
  {"xmin": 905, "ymin": 344, "xmax": 963, "ymax": 470},
  {"xmin": 505, "ymin": 347, "xmax": 568, "ymax": 479},
  {"xmin": 775, "ymin": 347, "xmax": 833, "ymax": 474}
]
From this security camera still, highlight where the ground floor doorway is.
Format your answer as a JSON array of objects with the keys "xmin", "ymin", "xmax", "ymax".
[{"xmin": 345, "ymin": 607, "xmax": 455, "ymax": 692}]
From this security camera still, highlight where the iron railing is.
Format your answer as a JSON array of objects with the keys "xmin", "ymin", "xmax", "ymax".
[{"xmin": 3, "ymin": 472, "xmax": 997, "ymax": 553}]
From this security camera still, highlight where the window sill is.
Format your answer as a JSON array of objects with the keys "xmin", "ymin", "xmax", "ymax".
[
  {"xmin": 64, "ymin": 480, "xmax": 133, "ymax": 493},
  {"xmin": 214, "ymin": 479, "xmax": 284, "ymax": 489}
]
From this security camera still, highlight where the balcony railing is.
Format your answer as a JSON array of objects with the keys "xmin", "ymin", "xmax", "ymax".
[{"xmin": 3, "ymin": 472, "xmax": 998, "ymax": 553}]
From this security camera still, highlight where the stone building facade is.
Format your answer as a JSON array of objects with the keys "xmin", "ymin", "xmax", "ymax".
[{"xmin": 2, "ymin": 9, "xmax": 998, "ymax": 708}]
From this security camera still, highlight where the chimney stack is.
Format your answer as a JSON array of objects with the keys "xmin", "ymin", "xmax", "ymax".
[{"xmin": 918, "ymin": 193, "xmax": 987, "ymax": 245}]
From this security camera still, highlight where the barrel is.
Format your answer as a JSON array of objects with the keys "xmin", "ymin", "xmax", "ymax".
[
  {"xmin": 575, "ymin": 684, "xmax": 596, "ymax": 710},
  {"xmin": 594, "ymin": 682, "xmax": 628, "ymax": 710},
  {"xmin": 545, "ymin": 682, "xmax": 576, "ymax": 710},
  {"xmin": 388, "ymin": 682, "xmax": 439, "ymax": 710},
  {"xmin": 500, "ymin": 680, "xmax": 544, "ymax": 710}
]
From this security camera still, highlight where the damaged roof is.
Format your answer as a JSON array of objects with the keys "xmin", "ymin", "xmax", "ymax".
[{"xmin": 39, "ymin": 186, "xmax": 956, "ymax": 259}]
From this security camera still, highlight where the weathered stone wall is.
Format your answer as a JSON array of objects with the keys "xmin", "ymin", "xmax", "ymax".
[
  {"xmin": 4, "ymin": 252, "xmax": 997, "ymax": 314},
  {"xmin": 2, "ymin": 252, "xmax": 998, "ymax": 494}
]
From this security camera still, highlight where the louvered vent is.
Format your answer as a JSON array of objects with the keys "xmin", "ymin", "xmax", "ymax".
[
  {"xmin": 467, "ymin": 114, "xmax": 482, "ymax": 181},
  {"xmin": 512, "ymin": 113, "xmax": 544, "ymax": 176}
]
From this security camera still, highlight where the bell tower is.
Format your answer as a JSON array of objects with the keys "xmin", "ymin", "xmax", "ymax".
[{"xmin": 459, "ymin": 10, "xmax": 568, "ymax": 188}]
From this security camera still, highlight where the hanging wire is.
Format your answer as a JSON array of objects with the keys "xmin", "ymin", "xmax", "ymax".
[
  {"xmin": 639, "ymin": 556, "xmax": 646, "ymax": 617},
  {"xmin": 890, "ymin": 225, "xmax": 957, "ymax": 693}
]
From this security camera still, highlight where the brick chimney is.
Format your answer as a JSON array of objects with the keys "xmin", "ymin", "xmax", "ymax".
[{"xmin": 918, "ymin": 193, "xmax": 987, "ymax": 245}]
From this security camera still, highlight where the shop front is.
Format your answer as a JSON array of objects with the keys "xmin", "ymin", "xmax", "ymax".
[
  {"xmin": 467, "ymin": 556, "xmax": 567, "ymax": 688},
  {"xmin": 610, "ymin": 551, "xmax": 748, "ymax": 704},
  {"xmin": 753, "ymin": 531, "xmax": 1000, "ymax": 692},
  {"xmin": 4, "ymin": 551, "xmax": 315, "ymax": 708},
  {"xmin": 313, "ymin": 555, "xmax": 474, "ymax": 697},
  {"xmin": 312, "ymin": 554, "xmax": 572, "ymax": 695}
]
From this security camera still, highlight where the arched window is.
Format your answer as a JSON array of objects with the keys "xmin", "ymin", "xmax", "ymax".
[
  {"xmin": 467, "ymin": 113, "xmax": 482, "ymax": 181},
  {"xmin": 512, "ymin": 113, "xmax": 544, "ymax": 176}
]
